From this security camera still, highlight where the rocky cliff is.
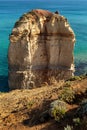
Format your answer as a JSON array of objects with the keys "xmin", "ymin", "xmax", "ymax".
[{"xmin": 8, "ymin": 9, "xmax": 75, "ymax": 89}]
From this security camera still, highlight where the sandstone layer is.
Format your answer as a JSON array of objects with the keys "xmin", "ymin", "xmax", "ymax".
[{"xmin": 8, "ymin": 9, "xmax": 75, "ymax": 89}]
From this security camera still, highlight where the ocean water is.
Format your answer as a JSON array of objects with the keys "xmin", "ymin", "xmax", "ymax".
[{"xmin": 0, "ymin": 0, "xmax": 87, "ymax": 91}]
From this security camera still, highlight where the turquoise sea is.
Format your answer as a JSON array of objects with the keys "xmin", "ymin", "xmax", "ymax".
[{"xmin": 0, "ymin": 0, "xmax": 87, "ymax": 91}]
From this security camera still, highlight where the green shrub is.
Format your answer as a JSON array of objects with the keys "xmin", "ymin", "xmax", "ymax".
[
  {"xmin": 49, "ymin": 100, "xmax": 67, "ymax": 121},
  {"xmin": 64, "ymin": 125, "xmax": 73, "ymax": 130},
  {"xmin": 27, "ymin": 100, "xmax": 34, "ymax": 109},
  {"xmin": 73, "ymin": 118, "xmax": 81, "ymax": 126},
  {"xmin": 76, "ymin": 101, "xmax": 87, "ymax": 117},
  {"xmin": 59, "ymin": 87, "xmax": 75, "ymax": 104},
  {"xmin": 63, "ymin": 81, "xmax": 71, "ymax": 87},
  {"xmin": 51, "ymin": 107, "xmax": 66, "ymax": 121},
  {"xmin": 67, "ymin": 76, "xmax": 82, "ymax": 81}
]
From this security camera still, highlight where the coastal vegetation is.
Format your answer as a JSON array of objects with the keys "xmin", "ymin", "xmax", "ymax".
[{"xmin": 0, "ymin": 74, "xmax": 87, "ymax": 130}]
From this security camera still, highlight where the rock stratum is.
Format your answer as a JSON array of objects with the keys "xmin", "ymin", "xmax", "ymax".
[{"xmin": 8, "ymin": 9, "xmax": 75, "ymax": 89}]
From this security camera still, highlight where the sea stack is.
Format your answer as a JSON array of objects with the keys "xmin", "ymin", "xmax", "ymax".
[{"xmin": 8, "ymin": 9, "xmax": 75, "ymax": 89}]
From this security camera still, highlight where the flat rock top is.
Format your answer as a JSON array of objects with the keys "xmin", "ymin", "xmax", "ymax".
[{"xmin": 32, "ymin": 9, "xmax": 53, "ymax": 17}]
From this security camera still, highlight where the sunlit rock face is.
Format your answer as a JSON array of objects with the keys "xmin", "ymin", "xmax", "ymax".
[{"xmin": 8, "ymin": 9, "xmax": 75, "ymax": 89}]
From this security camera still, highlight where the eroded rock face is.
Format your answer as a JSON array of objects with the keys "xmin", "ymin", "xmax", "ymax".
[{"xmin": 8, "ymin": 9, "xmax": 75, "ymax": 89}]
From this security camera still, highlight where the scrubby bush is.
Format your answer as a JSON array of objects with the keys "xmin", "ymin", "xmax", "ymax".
[
  {"xmin": 59, "ymin": 87, "xmax": 75, "ymax": 104},
  {"xmin": 64, "ymin": 125, "xmax": 73, "ymax": 130},
  {"xmin": 73, "ymin": 118, "xmax": 81, "ymax": 126},
  {"xmin": 51, "ymin": 107, "xmax": 66, "ymax": 121},
  {"xmin": 67, "ymin": 75, "xmax": 86, "ymax": 82},
  {"xmin": 49, "ymin": 100, "xmax": 67, "ymax": 121},
  {"xmin": 75, "ymin": 101, "xmax": 87, "ymax": 117},
  {"xmin": 27, "ymin": 100, "xmax": 34, "ymax": 109},
  {"xmin": 63, "ymin": 81, "xmax": 71, "ymax": 87}
]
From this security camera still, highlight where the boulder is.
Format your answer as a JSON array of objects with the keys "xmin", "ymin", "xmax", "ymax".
[{"xmin": 8, "ymin": 9, "xmax": 75, "ymax": 89}]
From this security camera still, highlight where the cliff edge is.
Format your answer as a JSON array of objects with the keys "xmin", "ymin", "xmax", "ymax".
[
  {"xmin": 8, "ymin": 9, "xmax": 75, "ymax": 89},
  {"xmin": 0, "ymin": 76, "xmax": 87, "ymax": 130}
]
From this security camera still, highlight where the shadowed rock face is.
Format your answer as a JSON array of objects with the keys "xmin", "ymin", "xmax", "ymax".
[{"xmin": 8, "ymin": 9, "xmax": 75, "ymax": 89}]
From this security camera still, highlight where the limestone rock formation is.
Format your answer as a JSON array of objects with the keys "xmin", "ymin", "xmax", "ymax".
[{"xmin": 8, "ymin": 9, "xmax": 75, "ymax": 89}]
